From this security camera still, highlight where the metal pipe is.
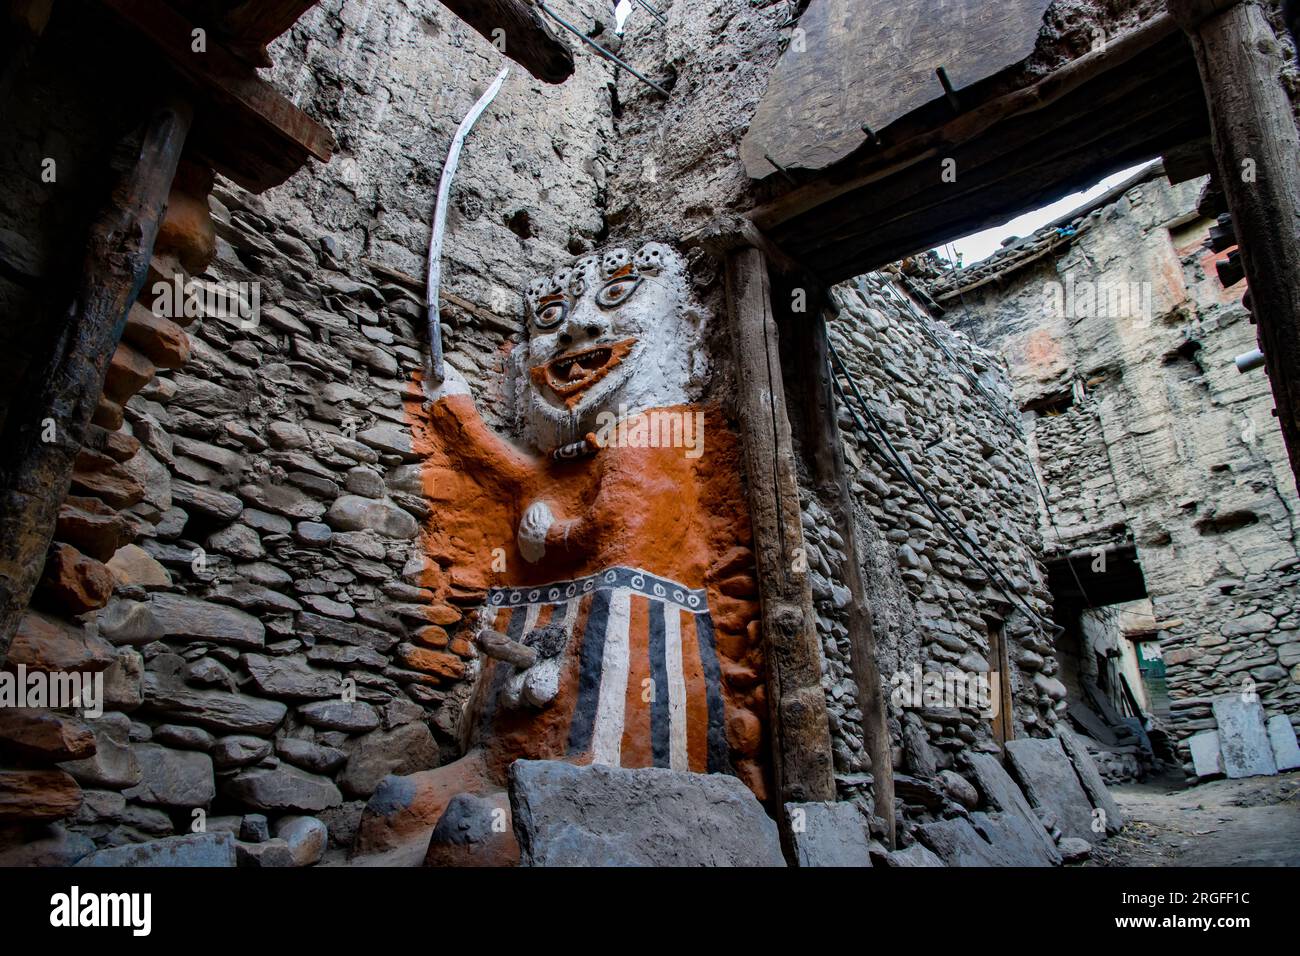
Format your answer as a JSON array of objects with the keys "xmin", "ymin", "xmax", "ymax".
[
  {"xmin": 633, "ymin": 0, "xmax": 668, "ymax": 26},
  {"xmin": 1236, "ymin": 348, "xmax": 1266, "ymax": 373}
]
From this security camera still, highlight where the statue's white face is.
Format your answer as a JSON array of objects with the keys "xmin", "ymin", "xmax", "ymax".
[{"xmin": 518, "ymin": 242, "xmax": 708, "ymax": 452}]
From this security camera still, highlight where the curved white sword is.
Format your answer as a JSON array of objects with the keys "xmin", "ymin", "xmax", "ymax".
[{"xmin": 426, "ymin": 65, "xmax": 511, "ymax": 384}]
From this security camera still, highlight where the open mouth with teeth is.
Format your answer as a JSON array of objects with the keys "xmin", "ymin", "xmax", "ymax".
[{"xmin": 530, "ymin": 338, "xmax": 636, "ymax": 408}]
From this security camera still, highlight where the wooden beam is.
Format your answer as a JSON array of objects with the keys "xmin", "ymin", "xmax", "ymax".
[
  {"xmin": 724, "ymin": 246, "xmax": 836, "ymax": 813},
  {"xmin": 219, "ymin": 0, "xmax": 320, "ymax": 67},
  {"xmin": 221, "ymin": 0, "xmax": 318, "ymax": 44},
  {"xmin": 797, "ymin": 309, "xmax": 897, "ymax": 847},
  {"xmin": 749, "ymin": 13, "xmax": 1180, "ymax": 234},
  {"xmin": 0, "ymin": 101, "xmax": 192, "ymax": 662},
  {"xmin": 438, "ymin": 0, "xmax": 575, "ymax": 84},
  {"xmin": 95, "ymin": 0, "xmax": 333, "ymax": 191},
  {"xmin": 1171, "ymin": 0, "xmax": 1300, "ymax": 493}
]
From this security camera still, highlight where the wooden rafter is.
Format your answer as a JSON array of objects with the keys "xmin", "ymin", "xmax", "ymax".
[{"xmin": 95, "ymin": 0, "xmax": 334, "ymax": 192}]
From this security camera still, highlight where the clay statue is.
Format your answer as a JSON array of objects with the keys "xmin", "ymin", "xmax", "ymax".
[{"xmin": 356, "ymin": 242, "xmax": 768, "ymax": 864}]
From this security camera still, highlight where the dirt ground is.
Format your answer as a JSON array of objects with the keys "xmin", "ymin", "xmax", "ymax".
[{"xmin": 1090, "ymin": 772, "xmax": 1300, "ymax": 867}]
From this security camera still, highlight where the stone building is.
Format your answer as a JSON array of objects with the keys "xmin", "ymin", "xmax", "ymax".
[
  {"xmin": 0, "ymin": 0, "xmax": 1296, "ymax": 867},
  {"xmin": 933, "ymin": 164, "xmax": 1300, "ymax": 780}
]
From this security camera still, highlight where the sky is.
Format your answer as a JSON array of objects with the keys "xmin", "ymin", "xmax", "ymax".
[{"xmin": 935, "ymin": 162, "xmax": 1155, "ymax": 267}]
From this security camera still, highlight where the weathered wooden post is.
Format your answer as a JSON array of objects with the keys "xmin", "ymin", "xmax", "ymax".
[
  {"xmin": 1168, "ymin": 0, "xmax": 1300, "ymax": 492},
  {"xmin": 724, "ymin": 245, "xmax": 837, "ymax": 813},
  {"xmin": 797, "ymin": 307, "xmax": 897, "ymax": 847},
  {"xmin": 0, "ymin": 101, "xmax": 192, "ymax": 660}
]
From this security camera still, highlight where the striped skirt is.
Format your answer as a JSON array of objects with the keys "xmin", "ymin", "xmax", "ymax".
[{"xmin": 483, "ymin": 566, "xmax": 730, "ymax": 773}]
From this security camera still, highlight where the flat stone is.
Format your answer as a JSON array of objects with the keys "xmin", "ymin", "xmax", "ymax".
[
  {"xmin": 105, "ymin": 543, "xmax": 173, "ymax": 588},
  {"xmin": 122, "ymin": 743, "xmax": 215, "ymax": 808},
  {"xmin": 298, "ymin": 700, "xmax": 381, "ymax": 733},
  {"xmin": 207, "ymin": 523, "xmax": 265, "ymax": 560},
  {"xmin": 276, "ymin": 737, "xmax": 348, "ymax": 774},
  {"xmin": 1266, "ymin": 715, "xmax": 1300, "ymax": 771},
  {"xmin": 0, "ymin": 824, "xmax": 95, "ymax": 866},
  {"xmin": 212, "ymin": 735, "xmax": 273, "ymax": 769},
  {"xmin": 244, "ymin": 653, "xmax": 342, "ymax": 700},
  {"xmin": 882, "ymin": 843, "xmax": 945, "ymax": 867},
  {"xmin": 356, "ymin": 423, "xmax": 417, "ymax": 461},
  {"xmin": 223, "ymin": 764, "xmax": 343, "ymax": 813},
  {"xmin": 171, "ymin": 480, "xmax": 244, "ymax": 521},
  {"xmin": 142, "ymin": 669, "xmax": 287, "ymax": 735},
  {"xmin": 103, "ymin": 648, "xmax": 145, "ymax": 710},
  {"xmin": 77, "ymin": 832, "xmax": 236, "ymax": 867},
  {"xmin": 0, "ymin": 708, "xmax": 96, "ymax": 761},
  {"xmin": 1189, "ymin": 731, "xmax": 1224, "ymax": 778},
  {"xmin": 326, "ymin": 495, "xmax": 418, "ymax": 539},
  {"xmin": 238, "ymin": 479, "xmax": 327, "ymax": 520},
  {"xmin": 1058, "ymin": 836, "xmax": 1092, "ymax": 863},
  {"xmin": 149, "ymin": 593, "xmax": 265, "ymax": 648},
  {"xmin": 785, "ymin": 801, "xmax": 873, "ymax": 867},
  {"xmin": 9, "ymin": 611, "xmax": 117, "ymax": 672},
  {"xmin": 1211, "ymin": 696, "xmax": 1277, "ymax": 778},
  {"xmin": 1005, "ymin": 737, "xmax": 1102, "ymax": 843},
  {"xmin": 97, "ymin": 598, "xmax": 165, "ymax": 645},
  {"xmin": 1057, "ymin": 730, "xmax": 1123, "ymax": 834},
  {"xmin": 964, "ymin": 752, "xmax": 1062, "ymax": 861},
  {"xmin": 0, "ymin": 769, "xmax": 82, "ymax": 821},
  {"xmin": 153, "ymin": 724, "xmax": 215, "ymax": 751},
  {"xmin": 508, "ymin": 760, "xmax": 786, "ymax": 867},
  {"xmin": 915, "ymin": 817, "xmax": 1010, "ymax": 866},
  {"xmin": 237, "ymin": 837, "xmax": 296, "ymax": 867},
  {"xmin": 968, "ymin": 809, "xmax": 1060, "ymax": 865}
]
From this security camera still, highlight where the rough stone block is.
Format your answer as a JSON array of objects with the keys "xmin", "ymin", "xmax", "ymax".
[
  {"xmin": 1005, "ymin": 737, "xmax": 1101, "ymax": 843},
  {"xmin": 1189, "ymin": 730, "xmax": 1225, "ymax": 778},
  {"xmin": 964, "ymin": 752, "xmax": 1062, "ymax": 861},
  {"xmin": 1057, "ymin": 730, "xmax": 1123, "ymax": 833},
  {"xmin": 785, "ymin": 800, "xmax": 873, "ymax": 867},
  {"xmin": 1211, "ymin": 696, "xmax": 1277, "ymax": 778},
  {"xmin": 77, "ymin": 832, "xmax": 236, "ymax": 867},
  {"xmin": 509, "ymin": 761, "xmax": 785, "ymax": 867},
  {"xmin": 1266, "ymin": 715, "xmax": 1300, "ymax": 772}
]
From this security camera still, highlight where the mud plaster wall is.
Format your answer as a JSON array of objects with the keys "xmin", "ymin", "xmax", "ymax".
[{"xmin": 944, "ymin": 172, "xmax": 1300, "ymax": 774}]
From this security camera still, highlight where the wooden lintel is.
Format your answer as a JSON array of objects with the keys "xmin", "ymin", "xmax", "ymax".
[{"xmin": 96, "ymin": 0, "xmax": 334, "ymax": 192}]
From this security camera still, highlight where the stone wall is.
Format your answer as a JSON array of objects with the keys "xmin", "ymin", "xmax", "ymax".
[
  {"xmin": 939, "ymin": 169, "xmax": 1300, "ymax": 774},
  {"xmin": 1, "ymin": 0, "xmax": 624, "ymax": 865},
  {"xmin": 794, "ymin": 274, "xmax": 1062, "ymax": 843}
]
